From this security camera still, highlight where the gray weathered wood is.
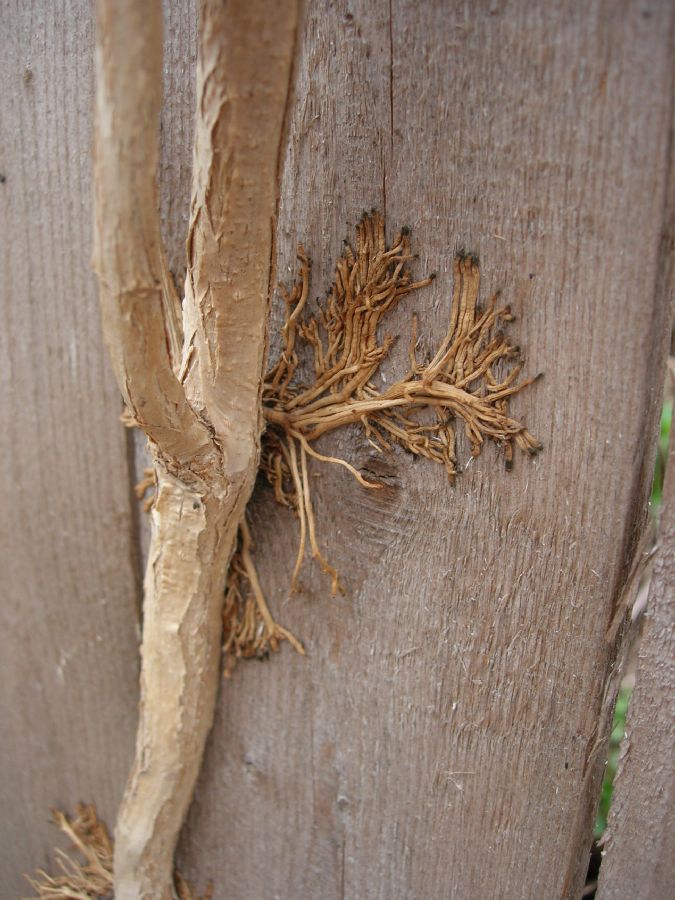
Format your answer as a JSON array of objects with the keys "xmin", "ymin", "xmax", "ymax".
[
  {"xmin": 176, "ymin": 2, "xmax": 674, "ymax": 898},
  {"xmin": 0, "ymin": 2, "xmax": 139, "ymax": 896},
  {"xmin": 598, "ymin": 428, "xmax": 675, "ymax": 898},
  {"xmin": 1, "ymin": 1, "xmax": 673, "ymax": 899}
]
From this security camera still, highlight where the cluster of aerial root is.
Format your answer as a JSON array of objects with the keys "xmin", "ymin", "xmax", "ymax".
[
  {"xmin": 23, "ymin": 804, "xmax": 208, "ymax": 899},
  {"xmin": 24, "ymin": 805, "xmax": 114, "ymax": 900},
  {"xmin": 222, "ymin": 213, "xmax": 541, "ymax": 668},
  {"xmin": 27, "ymin": 214, "xmax": 540, "ymax": 891}
]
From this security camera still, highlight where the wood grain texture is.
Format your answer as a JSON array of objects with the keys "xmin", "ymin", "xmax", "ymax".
[
  {"xmin": 176, "ymin": 2, "xmax": 673, "ymax": 898},
  {"xmin": 0, "ymin": 2, "xmax": 139, "ymax": 896},
  {"xmin": 1, "ymin": 1, "xmax": 673, "ymax": 899},
  {"xmin": 598, "ymin": 433, "xmax": 675, "ymax": 898}
]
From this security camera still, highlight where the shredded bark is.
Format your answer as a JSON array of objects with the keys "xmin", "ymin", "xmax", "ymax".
[
  {"xmin": 23, "ymin": 805, "xmax": 208, "ymax": 900},
  {"xmin": 222, "ymin": 213, "xmax": 541, "ymax": 666}
]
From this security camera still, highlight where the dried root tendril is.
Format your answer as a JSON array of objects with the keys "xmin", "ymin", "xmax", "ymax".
[
  {"xmin": 222, "ymin": 518, "xmax": 305, "ymax": 677},
  {"xmin": 23, "ymin": 804, "xmax": 208, "ymax": 900},
  {"xmin": 222, "ymin": 212, "xmax": 541, "ymax": 670},
  {"xmin": 134, "ymin": 466, "xmax": 157, "ymax": 513}
]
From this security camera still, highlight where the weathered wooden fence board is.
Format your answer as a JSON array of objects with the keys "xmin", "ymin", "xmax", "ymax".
[
  {"xmin": 598, "ymin": 432, "xmax": 674, "ymax": 898},
  {"xmin": 0, "ymin": 2, "xmax": 140, "ymax": 896},
  {"xmin": 1, "ymin": 1, "xmax": 672, "ymax": 898},
  {"xmin": 176, "ymin": 2, "xmax": 673, "ymax": 898}
]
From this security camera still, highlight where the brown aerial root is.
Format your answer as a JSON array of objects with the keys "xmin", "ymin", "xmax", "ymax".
[
  {"xmin": 23, "ymin": 804, "xmax": 208, "ymax": 900},
  {"xmin": 222, "ymin": 518, "xmax": 305, "ymax": 677},
  {"xmin": 222, "ymin": 212, "xmax": 541, "ymax": 669},
  {"xmin": 134, "ymin": 467, "xmax": 157, "ymax": 512}
]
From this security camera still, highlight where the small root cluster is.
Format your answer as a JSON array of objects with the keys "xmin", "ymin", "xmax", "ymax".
[
  {"xmin": 222, "ymin": 213, "xmax": 541, "ymax": 667},
  {"xmin": 24, "ymin": 805, "xmax": 113, "ymax": 900},
  {"xmin": 23, "ymin": 804, "xmax": 206, "ymax": 900},
  {"xmin": 222, "ymin": 519, "xmax": 305, "ymax": 677}
]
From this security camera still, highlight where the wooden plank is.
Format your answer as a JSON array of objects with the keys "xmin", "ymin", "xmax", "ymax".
[
  {"xmin": 173, "ymin": 2, "xmax": 674, "ymax": 898},
  {"xmin": 0, "ymin": 2, "xmax": 140, "ymax": 895},
  {"xmin": 2, "ymin": 1, "xmax": 672, "ymax": 898},
  {"xmin": 598, "ymin": 422, "xmax": 674, "ymax": 897}
]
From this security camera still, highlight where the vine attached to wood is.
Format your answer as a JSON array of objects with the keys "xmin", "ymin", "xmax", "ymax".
[
  {"xmin": 224, "ymin": 212, "xmax": 541, "ymax": 666},
  {"xmin": 25, "ymin": 2, "xmax": 540, "ymax": 898}
]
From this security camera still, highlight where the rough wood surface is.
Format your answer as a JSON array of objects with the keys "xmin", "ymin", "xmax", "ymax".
[
  {"xmin": 598, "ymin": 431, "xmax": 675, "ymax": 898},
  {"xmin": 1, "ymin": 1, "xmax": 673, "ymax": 899},
  {"xmin": 177, "ymin": 3, "xmax": 674, "ymax": 898},
  {"xmin": 0, "ymin": 3, "xmax": 140, "ymax": 896}
]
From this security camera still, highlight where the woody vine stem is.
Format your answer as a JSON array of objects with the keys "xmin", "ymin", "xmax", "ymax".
[
  {"xmin": 85, "ymin": 1, "xmax": 540, "ymax": 898},
  {"xmin": 93, "ymin": 0, "xmax": 299, "ymax": 897}
]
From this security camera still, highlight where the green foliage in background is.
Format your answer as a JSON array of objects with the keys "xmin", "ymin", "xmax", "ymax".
[
  {"xmin": 651, "ymin": 399, "xmax": 672, "ymax": 510},
  {"xmin": 595, "ymin": 685, "xmax": 632, "ymax": 838},
  {"xmin": 594, "ymin": 397, "xmax": 672, "ymax": 840}
]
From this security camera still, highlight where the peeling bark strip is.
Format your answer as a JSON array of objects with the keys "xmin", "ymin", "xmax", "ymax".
[{"xmin": 92, "ymin": 1, "xmax": 299, "ymax": 897}]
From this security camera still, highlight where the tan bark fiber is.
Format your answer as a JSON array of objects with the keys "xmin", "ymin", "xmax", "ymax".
[{"xmin": 92, "ymin": 0, "xmax": 299, "ymax": 897}]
